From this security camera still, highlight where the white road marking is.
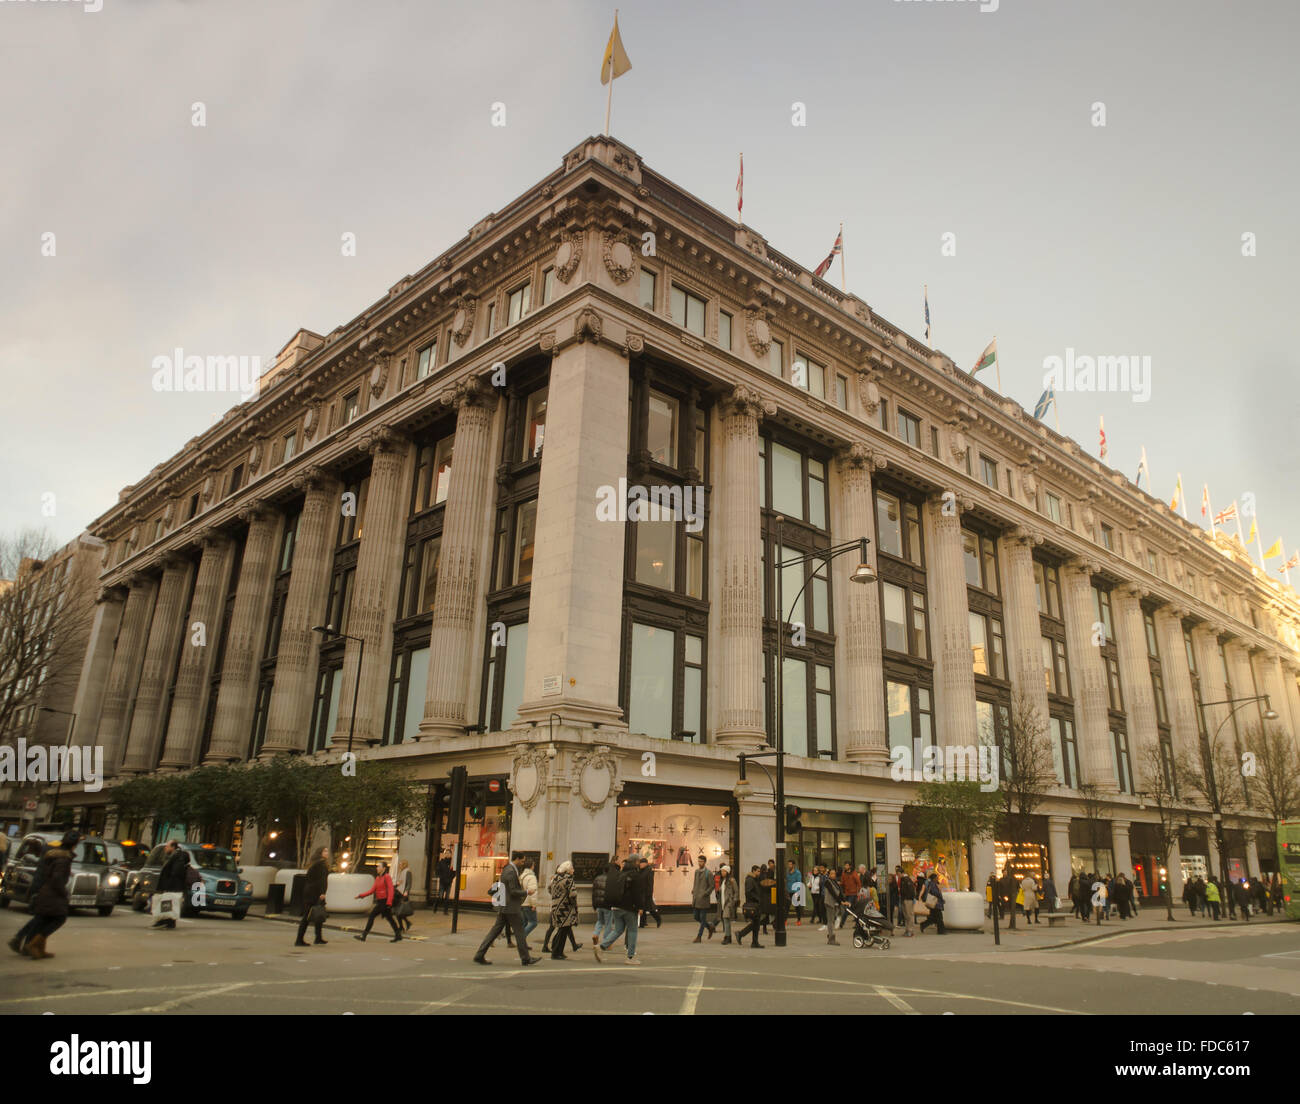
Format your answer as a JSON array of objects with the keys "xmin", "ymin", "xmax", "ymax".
[
  {"xmin": 680, "ymin": 967, "xmax": 706, "ymax": 1015},
  {"xmin": 413, "ymin": 988, "xmax": 473, "ymax": 1014},
  {"xmin": 117, "ymin": 981, "xmax": 252, "ymax": 1015},
  {"xmin": 873, "ymin": 986, "xmax": 919, "ymax": 1014}
]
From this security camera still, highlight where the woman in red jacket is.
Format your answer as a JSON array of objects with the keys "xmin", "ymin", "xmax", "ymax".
[{"xmin": 354, "ymin": 862, "xmax": 402, "ymax": 942}]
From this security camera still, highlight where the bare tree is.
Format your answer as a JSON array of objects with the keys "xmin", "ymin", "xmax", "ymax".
[
  {"xmin": 0, "ymin": 529, "xmax": 97, "ymax": 747},
  {"xmin": 1076, "ymin": 783, "xmax": 1110, "ymax": 873},
  {"xmin": 1177, "ymin": 734, "xmax": 1244, "ymax": 894},
  {"xmin": 1242, "ymin": 722, "xmax": 1300, "ymax": 825},
  {"xmin": 1135, "ymin": 743, "xmax": 1181, "ymax": 921}
]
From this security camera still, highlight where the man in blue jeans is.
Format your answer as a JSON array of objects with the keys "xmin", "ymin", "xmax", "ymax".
[{"xmin": 593, "ymin": 855, "xmax": 646, "ymax": 964}]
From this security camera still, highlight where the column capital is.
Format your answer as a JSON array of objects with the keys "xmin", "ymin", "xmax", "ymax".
[
  {"xmin": 835, "ymin": 441, "xmax": 887, "ymax": 473},
  {"xmin": 159, "ymin": 552, "xmax": 191, "ymax": 573},
  {"xmin": 926, "ymin": 489, "xmax": 972, "ymax": 514},
  {"xmin": 1064, "ymin": 556, "xmax": 1101, "ymax": 578},
  {"xmin": 236, "ymin": 498, "xmax": 275, "ymax": 524},
  {"xmin": 1110, "ymin": 818, "xmax": 1132, "ymax": 833},
  {"xmin": 439, "ymin": 374, "xmax": 497, "ymax": 411},
  {"xmin": 1048, "ymin": 814, "xmax": 1073, "ymax": 830},
  {"xmin": 1005, "ymin": 524, "xmax": 1045, "ymax": 547},
  {"xmin": 195, "ymin": 526, "xmax": 232, "ymax": 551},
  {"xmin": 358, "ymin": 424, "xmax": 409, "ymax": 456},
  {"xmin": 1115, "ymin": 583, "xmax": 1147, "ymax": 603},
  {"xmin": 96, "ymin": 584, "xmax": 128, "ymax": 605},
  {"xmin": 291, "ymin": 465, "xmax": 339, "ymax": 493},
  {"xmin": 719, "ymin": 383, "xmax": 774, "ymax": 422}
]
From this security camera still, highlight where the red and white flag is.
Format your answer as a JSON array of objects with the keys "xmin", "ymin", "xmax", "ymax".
[
  {"xmin": 1200, "ymin": 484, "xmax": 1211, "ymax": 518},
  {"xmin": 1098, "ymin": 416, "xmax": 1107, "ymax": 460},
  {"xmin": 814, "ymin": 229, "xmax": 843, "ymax": 278},
  {"xmin": 1281, "ymin": 550, "xmax": 1300, "ymax": 572},
  {"xmin": 736, "ymin": 153, "xmax": 743, "ymax": 217}
]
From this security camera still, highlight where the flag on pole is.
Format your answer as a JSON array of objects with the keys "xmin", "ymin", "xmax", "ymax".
[
  {"xmin": 1281, "ymin": 551, "xmax": 1300, "ymax": 571},
  {"xmin": 971, "ymin": 338, "xmax": 997, "ymax": 375},
  {"xmin": 1200, "ymin": 485, "xmax": 1210, "ymax": 518},
  {"xmin": 736, "ymin": 153, "xmax": 743, "ymax": 219},
  {"xmin": 1263, "ymin": 538, "xmax": 1284, "ymax": 560},
  {"xmin": 1135, "ymin": 447, "xmax": 1150, "ymax": 489},
  {"xmin": 1214, "ymin": 502, "xmax": 1238, "ymax": 526},
  {"xmin": 1246, "ymin": 517, "xmax": 1257, "ymax": 543},
  {"xmin": 1170, "ymin": 473, "xmax": 1185, "ymax": 516},
  {"xmin": 1099, "ymin": 416, "xmax": 1107, "ymax": 461},
  {"xmin": 600, "ymin": 13, "xmax": 632, "ymax": 84},
  {"xmin": 813, "ymin": 229, "xmax": 842, "ymax": 278},
  {"xmin": 924, "ymin": 285, "xmax": 931, "ymax": 344},
  {"xmin": 1034, "ymin": 386, "xmax": 1055, "ymax": 421}
]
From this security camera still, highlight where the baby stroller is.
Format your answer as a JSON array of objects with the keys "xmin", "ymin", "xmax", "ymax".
[{"xmin": 846, "ymin": 898, "xmax": 893, "ymax": 950}]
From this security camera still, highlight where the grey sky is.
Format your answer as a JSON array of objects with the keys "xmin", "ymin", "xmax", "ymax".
[{"xmin": 2, "ymin": 0, "xmax": 1296, "ymax": 579}]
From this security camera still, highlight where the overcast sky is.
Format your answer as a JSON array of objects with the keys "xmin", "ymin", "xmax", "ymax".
[{"xmin": 2, "ymin": 0, "xmax": 1296, "ymax": 584}]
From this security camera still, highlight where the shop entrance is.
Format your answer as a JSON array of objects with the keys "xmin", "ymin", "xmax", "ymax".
[
  {"xmin": 615, "ymin": 789, "xmax": 734, "ymax": 907},
  {"xmin": 795, "ymin": 828, "xmax": 854, "ymax": 875}
]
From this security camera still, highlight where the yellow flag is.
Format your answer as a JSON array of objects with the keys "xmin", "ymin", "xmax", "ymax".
[
  {"xmin": 1263, "ymin": 538, "xmax": 1283, "ymax": 560},
  {"xmin": 1247, "ymin": 518, "xmax": 1257, "ymax": 543},
  {"xmin": 601, "ymin": 14, "xmax": 632, "ymax": 84}
]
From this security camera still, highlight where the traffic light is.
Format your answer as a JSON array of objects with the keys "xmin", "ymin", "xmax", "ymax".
[
  {"xmin": 784, "ymin": 804, "xmax": 803, "ymax": 835},
  {"xmin": 466, "ymin": 782, "xmax": 485, "ymax": 821},
  {"xmin": 447, "ymin": 765, "xmax": 468, "ymax": 835}
]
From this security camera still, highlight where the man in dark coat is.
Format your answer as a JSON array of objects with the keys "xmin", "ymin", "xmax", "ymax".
[
  {"xmin": 9, "ymin": 830, "xmax": 79, "ymax": 959},
  {"xmin": 594, "ymin": 856, "xmax": 648, "ymax": 963},
  {"xmin": 295, "ymin": 847, "xmax": 331, "ymax": 947},
  {"xmin": 734, "ymin": 865, "xmax": 765, "ymax": 948},
  {"xmin": 473, "ymin": 852, "xmax": 538, "ymax": 966},
  {"xmin": 433, "ymin": 854, "xmax": 454, "ymax": 913},
  {"xmin": 153, "ymin": 841, "xmax": 189, "ymax": 929}
]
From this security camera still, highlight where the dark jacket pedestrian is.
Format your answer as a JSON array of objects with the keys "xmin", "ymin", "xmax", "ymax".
[
  {"xmin": 10, "ymin": 831, "xmax": 79, "ymax": 959},
  {"xmin": 433, "ymin": 856, "xmax": 454, "ymax": 913},
  {"xmin": 474, "ymin": 854, "xmax": 537, "ymax": 966},
  {"xmin": 295, "ymin": 848, "xmax": 331, "ymax": 947},
  {"xmin": 736, "ymin": 866, "xmax": 765, "ymax": 948},
  {"xmin": 158, "ymin": 847, "xmax": 189, "ymax": 893},
  {"xmin": 918, "ymin": 875, "xmax": 946, "ymax": 934}
]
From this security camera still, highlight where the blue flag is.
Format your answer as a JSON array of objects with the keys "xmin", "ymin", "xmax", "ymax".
[{"xmin": 1033, "ymin": 387, "xmax": 1054, "ymax": 420}]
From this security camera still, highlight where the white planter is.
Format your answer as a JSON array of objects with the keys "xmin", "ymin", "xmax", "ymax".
[
  {"xmin": 941, "ymin": 890, "xmax": 985, "ymax": 930},
  {"xmin": 274, "ymin": 868, "xmax": 304, "ymax": 893},
  {"xmin": 238, "ymin": 866, "xmax": 277, "ymax": 901},
  {"xmin": 325, "ymin": 873, "xmax": 375, "ymax": 914}
]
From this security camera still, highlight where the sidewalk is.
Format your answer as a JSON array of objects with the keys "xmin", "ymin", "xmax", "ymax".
[{"xmin": 254, "ymin": 903, "xmax": 1293, "ymax": 960}]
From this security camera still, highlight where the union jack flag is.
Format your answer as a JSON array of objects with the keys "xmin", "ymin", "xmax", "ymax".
[
  {"xmin": 814, "ymin": 230, "xmax": 842, "ymax": 278},
  {"xmin": 1214, "ymin": 502, "xmax": 1238, "ymax": 526}
]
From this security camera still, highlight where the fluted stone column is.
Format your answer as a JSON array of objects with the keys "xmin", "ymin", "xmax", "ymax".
[
  {"xmin": 832, "ymin": 444, "xmax": 886, "ymax": 765},
  {"xmin": 710, "ymin": 386, "xmax": 767, "ymax": 748},
  {"xmin": 121, "ymin": 557, "xmax": 195, "ymax": 773},
  {"xmin": 159, "ymin": 531, "xmax": 235, "ymax": 769},
  {"xmin": 1253, "ymin": 652, "xmax": 1291, "ymax": 738},
  {"xmin": 262, "ymin": 469, "xmax": 343, "ymax": 755},
  {"xmin": 1224, "ymin": 641, "xmax": 1262, "ymax": 737},
  {"xmin": 1193, "ymin": 624, "xmax": 1231, "ymax": 745},
  {"xmin": 97, "ymin": 576, "xmax": 158, "ymax": 776},
  {"xmin": 1283, "ymin": 663, "xmax": 1300, "ymax": 751},
  {"xmin": 998, "ymin": 528, "xmax": 1050, "ymax": 728},
  {"xmin": 420, "ymin": 379, "xmax": 499, "ymax": 740},
  {"xmin": 1113, "ymin": 585, "xmax": 1159, "ymax": 765},
  {"xmin": 1048, "ymin": 815, "xmax": 1073, "ymax": 890},
  {"xmin": 1111, "ymin": 819, "xmax": 1133, "ymax": 879},
  {"xmin": 515, "ymin": 330, "xmax": 629, "ymax": 728},
  {"xmin": 1060, "ymin": 559, "xmax": 1115, "ymax": 792},
  {"xmin": 922, "ymin": 493, "xmax": 976, "ymax": 746},
  {"xmin": 1155, "ymin": 606, "xmax": 1198, "ymax": 764},
  {"xmin": 70, "ymin": 587, "xmax": 126, "ymax": 749},
  {"xmin": 206, "ymin": 503, "xmax": 282, "ymax": 762},
  {"xmin": 1166, "ymin": 840, "xmax": 1185, "ymax": 897},
  {"xmin": 1244, "ymin": 830, "xmax": 1261, "ymax": 879},
  {"xmin": 332, "ymin": 428, "xmax": 413, "ymax": 747}
]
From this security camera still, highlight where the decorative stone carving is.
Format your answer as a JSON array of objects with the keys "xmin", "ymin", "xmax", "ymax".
[
  {"xmin": 612, "ymin": 149, "xmax": 637, "ymax": 176},
  {"xmin": 571, "ymin": 745, "xmax": 622, "ymax": 814},
  {"xmin": 292, "ymin": 464, "xmax": 329, "ymax": 493},
  {"xmin": 857, "ymin": 371, "xmax": 881, "ymax": 416},
  {"xmin": 438, "ymin": 374, "xmax": 494, "ymax": 411},
  {"xmin": 948, "ymin": 422, "xmax": 969, "ymax": 464},
  {"xmin": 237, "ymin": 499, "xmax": 270, "ymax": 524},
  {"xmin": 574, "ymin": 307, "xmax": 603, "ymax": 344},
  {"xmin": 837, "ymin": 441, "xmax": 886, "ymax": 472},
  {"xmin": 247, "ymin": 439, "xmax": 265, "ymax": 475},
  {"xmin": 745, "ymin": 310, "xmax": 772, "ymax": 356},
  {"xmin": 360, "ymin": 424, "xmax": 405, "ymax": 456},
  {"xmin": 538, "ymin": 330, "xmax": 557, "ymax": 356},
  {"xmin": 367, "ymin": 349, "xmax": 390, "ymax": 398},
  {"xmin": 510, "ymin": 744, "xmax": 550, "ymax": 814},
  {"xmin": 721, "ymin": 383, "xmax": 772, "ymax": 422},
  {"xmin": 602, "ymin": 232, "xmax": 636, "ymax": 283},
  {"xmin": 555, "ymin": 232, "xmax": 583, "ymax": 284},
  {"xmin": 302, "ymin": 401, "xmax": 322, "ymax": 442},
  {"xmin": 449, "ymin": 296, "xmax": 477, "ymax": 347},
  {"xmin": 623, "ymin": 331, "xmax": 644, "ymax": 357}
]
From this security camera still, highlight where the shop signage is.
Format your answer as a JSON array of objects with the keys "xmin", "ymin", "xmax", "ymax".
[
  {"xmin": 542, "ymin": 675, "xmax": 562, "ymax": 696},
  {"xmin": 570, "ymin": 851, "xmax": 609, "ymax": 884},
  {"xmin": 24, "ymin": 799, "xmax": 37, "ymax": 811}
]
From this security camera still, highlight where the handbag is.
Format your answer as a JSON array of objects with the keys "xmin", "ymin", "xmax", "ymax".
[
  {"xmin": 397, "ymin": 898, "xmax": 414, "ymax": 919},
  {"xmin": 152, "ymin": 891, "xmax": 182, "ymax": 918},
  {"xmin": 923, "ymin": 893, "xmax": 939, "ymax": 909},
  {"xmin": 308, "ymin": 903, "xmax": 328, "ymax": 924}
]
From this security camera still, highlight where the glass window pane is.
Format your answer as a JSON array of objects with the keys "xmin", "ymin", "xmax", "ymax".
[
  {"xmin": 719, "ymin": 311, "xmax": 732, "ymax": 350},
  {"xmin": 962, "ymin": 530, "xmax": 981, "ymax": 587},
  {"xmin": 976, "ymin": 700, "xmax": 994, "ymax": 747},
  {"xmin": 683, "ymin": 667, "xmax": 702, "ymax": 743},
  {"xmin": 911, "ymin": 592, "xmax": 928, "ymax": 659},
  {"xmin": 882, "ymin": 583, "xmax": 907, "ymax": 652},
  {"xmin": 523, "ymin": 388, "xmax": 548, "ymax": 460},
  {"xmin": 904, "ymin": 503, "xmax": 922, "ymax": 566},
  {"xmin": 769, "ymin": 339, "xmax": 783, "ymax": 376},
  {"xmin": 670, "ymin": 285, "xmax": 686, "ymax": 327},
  {"xmin": 808, "ymin": 474, "xmax": 826, "ymax": 530},
  {"xmin": 1042, "ymin": 636, "xmax": 1055, "ymax": 693},
  {"xmin": 635, "ymin": 519, "xmax": 676, "ymax": 590},
  {"xmin": 809, "ymin": 361, "xmax": 825, "ymax": 398},
  {"xmin": 685, "ymin": 634, "xmax": 702, "ymax": 665},
  {"xmin": 630, "ymin": 623, "xmax": 674, "ymax": 740},
  {"xmin": 647, "ymin": 391, "xmax": 679, "ymax": 466},
  {"xmin": 969, "ymin": 612, "xmax": 989, "ymax": 675},
  {"xmin": 401, "ymin": 648, "xmax": 429, "ymax": 743},
  {"xmin": 433, "ymin": 436, "xmax": 454, "ymax": 505},
  {"xmin": 640, "ymin": 269, "xmax": 656, "ymax": 310},
  {"xmin": 816, "ymin": 690, "xmax": 832, "ymax": 756},
  {"xmin": 1050, "ymin": 717, "xmax": 1065, "ymax": 784},
  {"xmin": 686, "ymin": 536, "xmax": 703, "ymax": 599},
  {"xmin": 686, "ymin": 293, "xmax": 705, "ymax": 336},
  {"xmin": 815, "ymin": 664, "xmax": 831, "ymax": 692},
  {"xmin": 420, "ymin": 537, "xmax": 442, "ymax": 613},
  {"xmin": 500, "ymin": 624, "xmax": 529, "ymax": 728},
  {"xmin": 771, "ymin": 442, "xmax": 803, "ymax": 518},
  {"xmin": 782, "ymin": 657, "xmax": 808, "ymax": 758},
  {"xmin": 323, "ymin": 668, "xmax": 342, "ymax": 749},
  {"xmin": 543, "ymin": 268, "xmax": 555, "ymax": 304},
  {"xmin": 514, "ymin": 500, "xmax": 537, "ymax": 584},
  {"xmin": 886, "ymin": 681, "xmax": 912, "ymax": 766},
  {"xmin": 781, "ymin": 560, "xmax": 805, "ymax": 626},
  {"xmin": 982, "ymin": 539, "xmax": 998, "ymax": 594},
  {"xmin": 1033, "ymin": 561, "xmax": 1045, "ymax": 611},
  {"xmin": 812, "ymin": 575, "xmax": 829, "ymax": 633},
  {"xmin": 876, "ymin": 492, "xmax": 902, "ymax": 557}
]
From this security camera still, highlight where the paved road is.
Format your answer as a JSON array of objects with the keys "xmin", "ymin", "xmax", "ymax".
[{"xmin": 2, "ymin": 906, "xmax": 1297, "ymax": 1015}]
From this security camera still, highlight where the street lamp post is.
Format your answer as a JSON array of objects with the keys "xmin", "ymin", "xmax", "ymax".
[
  {"xmin": 312, "ymin": 625, "xmax": 366, "ymax": 756},
  {"xmin": 39, "ymin": 706, "xmax": 77, "ymax": 826},
  {"xmin": 1197, "ymin": 694, "xmax": 1277, "ymax": 894},
  {"xmin": 771, "ymin": 517, "xmax": 876, "ymax": 947}
]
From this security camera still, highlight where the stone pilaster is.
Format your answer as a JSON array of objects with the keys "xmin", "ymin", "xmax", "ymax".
[
  {"xmin": 1252, "ymin": 651, "xmax": 1291, "ymax": 738},
  {"xmin": 1193, "ymin": 624, "xmax": 1230, "ymax": 744},
  {"xmin": 1060, "ymin": 559, "xmax": 1115, "ymax": 792},
  {"xmin": 69, "ymin": 587, "xmax": 126, "ymax": 749},
  {"xmin": 206, "ymin": 502, "xmax": 282, "ymax": 762},
  {"xmin": 1113, "ymin": 585, "xmax": 1159, "ymax": 765},
  {"xmin": 1111, "ymin": 818, "xmax": 1133, "ymax": 879},
  {"xmin": 1244, "ymin": 830, "xmax": 1261, "ymax": 879},
  {"xmin": 1155, "ymin": 606, "xmax": 1198, "ymax": 764},
  {"xmin": 516, "ymin": 328, "xmax": 630, "ymax": 728},
  {"xmin": 420, "ymin": 378, "xmax": 499, "ymax": 739},
  {"xmin": 922, "ymin": 493, "xmax": 976, "ymax": 746},
  {"xmin": 998, "ymin": 527, "xmax": 1050, "ymax": 728},
  {"xmin": 1166, "ymin": 839, "xmax": 1185, "ymax": 897},
  {"xmin": 871, "ymin": 802, "xmax": 903, "ymax": 876},
  {"xmin": 159, "ymin": 531, "xmax": 235, "ymax": 769},
  {"xmin": 1223, "ymin": 641, "xmax": 1261, "ymax": 737},
  {"xmin": 332, "ymin": 427, "xmax": 413, "ymax": 747},
  {"xmin": 96, "ymin": 576, "xmax": 158, "ymax": 776},
  {"xmin": 712, "ymin": 385, "xmax": 767, "ymax": 748},
  {"xmin": 121, "ymin": 557, "xmax": 195, "ymax": 773},
  {"xmin": 832, "ymin": 444, "xmax": 886, "ymax": 765},
  {"xmin": 261, "ymin": 468, "xmax": 343, "ymax": 755},
  {"xmin": 1048, "ymin": 815, "xmax": 1073, "ymax": 889},
  {"xmin": 1283, "ymin": 663, "xmax": 1300, "ymax": 751}
]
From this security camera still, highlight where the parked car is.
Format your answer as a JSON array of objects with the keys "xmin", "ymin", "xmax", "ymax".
[
  {"xmin": 0, "ymin": 832, "xmax": 120, "ymax": 915},
  {"xmin": 104, "ymin": 840, "xmax": 148, "ymax": 903},
  {"xmin": 129, "ymin": 842, "xmax": 254, "ymax": 919}
]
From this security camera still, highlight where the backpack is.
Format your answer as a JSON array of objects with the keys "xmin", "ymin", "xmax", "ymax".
[
  {"xmin": 605, "ymin": 865, "xmax": 633, "ymax": 910},
  {"xmin": 489, "ymin": 880, "xmax": 507, "ymax": 908}
]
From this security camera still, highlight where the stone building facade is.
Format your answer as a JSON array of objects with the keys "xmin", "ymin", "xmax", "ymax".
[{"xmin": 64, "ymin": 136, "xmax": 1300, "ymax": 904}]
